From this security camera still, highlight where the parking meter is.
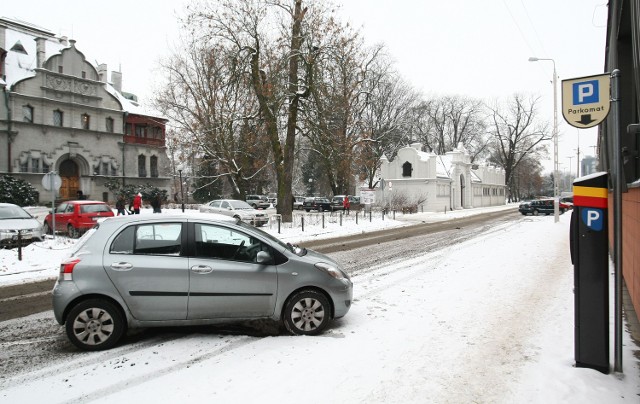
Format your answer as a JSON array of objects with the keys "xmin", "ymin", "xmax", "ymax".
[{"xmin": 570, "ymin": 172, "xmax": 609, "ymax": 374}]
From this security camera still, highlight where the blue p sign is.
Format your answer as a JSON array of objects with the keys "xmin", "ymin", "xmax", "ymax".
[
  {"xmin": 573, "ymin": 80, "xmax": 599, "ymax": 105},
  {"xmin": 581, "ymin": 208, "xmax": 604, "ymax": 231}
]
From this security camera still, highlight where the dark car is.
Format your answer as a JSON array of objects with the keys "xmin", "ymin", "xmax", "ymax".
[
  {"xmin": 519, "ymin": 199, "xmax": 570, "ymax": 216},
  {"xmin": 43, "ymin": 200, "xmax": 115, "ymax": 238},
  {"xmin": 51, "ymin": 213, "xmax": 352, "ymax": 350},
  {"xmin": 302, "ymin": 197, "xmax": 332, "ymax": 212},
  {"xmin": 330, "ymin": 195, "xmax": 360, "ymax": 211}
]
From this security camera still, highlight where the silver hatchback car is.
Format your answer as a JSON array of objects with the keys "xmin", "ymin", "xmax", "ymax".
[{"xmin": 52, "ymin": 213, "xmax": 352, "ymax": 351}]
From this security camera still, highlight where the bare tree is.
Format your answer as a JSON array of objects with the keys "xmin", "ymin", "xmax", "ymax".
[
  {"xmin": 409, "ymin": 95, "xmax": 488, "ymax": 160},
  {"xmin": 486, "ymin": 94, "xmax": 550, "ymax": 202}
]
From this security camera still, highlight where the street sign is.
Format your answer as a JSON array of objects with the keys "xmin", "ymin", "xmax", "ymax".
[
  {"xmin": 42, "ymin": 172, "xmax": 62, "ymax": 191},
  {"xmin": 561, "ymin": 74, "xmax": 611, "ymax": 129},
  {"xmin": 582, "ymin": 208, "xmax": 604, "ymax": 231}
]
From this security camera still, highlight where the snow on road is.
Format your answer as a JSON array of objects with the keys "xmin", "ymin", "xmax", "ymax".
[{"xmin": 1, "ymin": 210, "xmax": 638, "ymax": 403}]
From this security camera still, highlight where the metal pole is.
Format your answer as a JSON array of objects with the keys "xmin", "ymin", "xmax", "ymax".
[
  {"xmin": 611, "ymin": 69, "xmax": 623, "ymax": 372},
  {"xmin": 552, "ymin": 61, "xmax": 559, "ymax": 222},
  {"xmin": 179, "ymin": 169, "xmax": 184, "ymax": 212},
  {"xmin": 50, "ymin": 173, "xmax": 56, "ymax": 240}
]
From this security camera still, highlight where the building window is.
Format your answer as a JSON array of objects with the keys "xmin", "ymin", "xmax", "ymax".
[
  {"xmin": 81, "ymin": 113, "xmax": 90, "ymax": 130},
  {"xmin": 102, "ymin": 162, "xmax": 110, "ymax": 175},
  {"xmin": 138, "ymin": 155, "xmax": 147, "ymax": 177},
  {"xmin": 20, "ymin": 161, "xmax": 28, "ymax": 172},
  {"xmin": 58, "ymin": 66, "xmax": 63, "ymax": 74},
  {"xmin": 23, "ymin": 105, "xmax": 34, "ymax": 123},
  {"xmin": 43, "ymin": 161, "xmax": 50, "ymax": 173},
  {"xmin": 135, "ymin": 124, "xmax": 147, "ymax": 138},
  {"xmin": 125, "ymin": 123, "xmax": 133, "ymax": 135},
  {"xmin": 81, "ymin": 71, "xmax": 86, "ymax": 79},
  {"xmin": 150, "ymin": 156, "xmax": 158, "ymax": 178},
  {"xmin": 31, "ymin": 158, "xmax": 40, "ymax": 173},
  {"xmin": 106, "ymin": 117, "xmax": 114, "ymax": 133},
  {"xmin": 402, "ymin": 162, "xmax": 412, "ymax": 177},
  {"xmin": 53, "ymin": 110, "xmax": 64, "ymax": 126}
]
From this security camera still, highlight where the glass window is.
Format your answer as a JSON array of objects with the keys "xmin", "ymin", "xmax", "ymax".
[
  {"xmin": 150, "ymin": 155, "xmax": 158, "ymax": 177},
  {"xmin": 125, "ymin": 123, "xmax": 132, "ymax": 135},
  {"xmin": 23, "ymin": 105, "xmax": 33, "ymax": 123},
  {"xmin": 102, "ymin": 162, "xmax": 109, "ymax": 175},
  {"xmin": 31, "ymin": 158, "xmax": 40, "ymax": 173},
  {"xmin": 194, "ymin": 223, "xmax": 268, "ymax": 263},
  {"xmin": 81, "ymin": 114, "xmax": 90, "ymax": 130},
  {"xmin": 135, "ymin": 223, "xmax": 182, "ymax": 256},
  {"xmin": 402, "ymin": 162, "xmax": 412, "ymax": 177},
  {"xmin": 106, "ymin": 117, "xmax": 114, "ymax": 133},
  {"xmin": 138, "ymin": 155, "xmax": 146, "ymax": 177},
  {"xmin": 53, "ymin": 110, "xmax": 63, "ymax": 126}
]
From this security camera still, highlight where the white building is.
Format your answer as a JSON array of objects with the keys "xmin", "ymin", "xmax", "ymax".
[
  {"xmin": 377, "ymin": 143, "xmax": 506, "ymax": 212},
  {"xmin": 0, "ymin": 17, "xmax": 170, "ymax": 203}
]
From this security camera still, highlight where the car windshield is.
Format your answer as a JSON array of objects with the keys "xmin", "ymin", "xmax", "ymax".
[
  {"xmin": 0, "ymin": 206, "xmax": 32, "ymax": 219},
  {"xmin": 236, "ymin": 221, "xmax": 306, "ymax": 256},
  {"xmin": 228, "ymin": 200, "xmax": 253, "ymax": 209},
  {"xmin": 80, "ymin": 204, "xmax": 112, "ymax": 213}
]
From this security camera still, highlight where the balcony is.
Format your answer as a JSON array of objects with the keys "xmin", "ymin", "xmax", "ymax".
[{"xmin": 123, "ymin": 135, "xmax": 165, "ymax": 147}]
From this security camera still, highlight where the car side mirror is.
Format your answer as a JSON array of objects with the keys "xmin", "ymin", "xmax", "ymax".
[{"xmin": 256, "ymin": 251, "xmax": 271, "ymax": 264}]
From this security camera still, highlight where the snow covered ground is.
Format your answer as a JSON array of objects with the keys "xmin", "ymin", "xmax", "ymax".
[{"xmin": 0, "ymin": 205, "xmax": 639, "ymax": 403}]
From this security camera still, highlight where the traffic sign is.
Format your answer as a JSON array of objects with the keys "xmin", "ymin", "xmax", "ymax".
[
  {"xmin": 561, "ymin": 74, "xmax": 610, "ymax": 128},
  {"xmin": 581, "ymin": 208, "xmax": 604, "ymax": 231},
  {"xmin": 42, "ymin": 172, "xmax": 61, "ymax": 191}
]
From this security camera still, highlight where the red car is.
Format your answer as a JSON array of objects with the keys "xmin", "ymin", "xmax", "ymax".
[{"xmin": 43, "ymin": 200, "xmax": 114, "ymax": 238}]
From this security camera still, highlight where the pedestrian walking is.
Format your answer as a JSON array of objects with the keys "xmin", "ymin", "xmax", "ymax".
[
  {"xmin": 116, "ymin": 195, "xmax": 127, "ymax": 216},
  {"xmin": 151, "ymin": 194, "xmax": 162, "ymax": 213},
  {"xmin": 132, "ymin": 192, "xmax": 142, "ymax": 214},
  {"xmin": 343, "ymin": 195, "xmax": 351, "ymax": 215}
]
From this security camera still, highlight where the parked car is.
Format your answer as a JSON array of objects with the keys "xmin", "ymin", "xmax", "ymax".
[
  {"xmin": 302, "ymin": 197, "xmax": 333, "ymax": 212},
  {"xmin": 245, "ymin": 194, "xmax": 271, "ymax": 209},
  {"xmin": 0, "ymin": 203, "xmax": 44, "ymax": 249},
  {"xmin": 43, "ymin": 200, "xmax": 114, "ymax": 238},
  {"xmin": 330, "ymin": 195, "xmax": 361, "ymax": 211},
  {"xmin": 200, "ymin": 199, "xmax": 269, "ymax": 226},
  {"xmin": 293, "ymin": 196, "xmax": 306, "ymax": 210},
  {"xmin": 52, "ymin": 213, "xmax": 353, "ymax": 350},
  {"xmin": 519, "ymin": 199, "xmax": 570, "ymax": 216}
]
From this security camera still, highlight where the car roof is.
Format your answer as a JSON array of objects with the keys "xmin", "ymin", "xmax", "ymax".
[
  {"xmin": 64, "ymin": 200, "xmax": 109, "ymax": 205},
  {"xmin": 103, "ymin": 212, "xmax": 237, "ymax": 225}
]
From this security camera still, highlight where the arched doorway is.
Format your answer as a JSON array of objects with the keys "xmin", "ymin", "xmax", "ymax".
[{"xmin": 59, "ymin": 159, "xmax": 80, "ymax": 200}]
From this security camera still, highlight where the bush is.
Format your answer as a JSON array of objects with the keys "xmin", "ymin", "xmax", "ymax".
[{"xmin": 0, "ymin": 175, "xmax": 39, "ymax": 206}]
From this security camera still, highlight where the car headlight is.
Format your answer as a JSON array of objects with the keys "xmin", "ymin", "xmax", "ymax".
[{"xmin": 315, "ymin": 262, "xmax": 349, "ymax": 280}]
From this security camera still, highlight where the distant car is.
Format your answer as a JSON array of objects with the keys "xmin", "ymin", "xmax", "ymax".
[
  {"xmin": 51, "ymin": 213, "xmax": 353, "ymax": 350},
  {"xmin": 302, "ymin": 197, "xmax": 332, "ymax": 212},
  {"xmin": 330, "ymin": 195, "xmax": 360, "ymax": 211},
  {"xmin": 0, "ymin": 203, "xmax": 44, "ymax": 249},
  {"xmin": 293, "ymin": 196, "xmax": 306, "ymax": 210},
  {"xmin": 245, "ymin": 194, "xmax": 271, "ymax": 209},
  {"xmin": 519, "ymin": 199, "xmax": 569, "ymax": 216},
  {"xmin": 200, "ymin": 199, "xmax": 269, "ymax": 226},
  {"xmin": 43, "ymin": 200, "xmax": 114, "ymax": 238}
]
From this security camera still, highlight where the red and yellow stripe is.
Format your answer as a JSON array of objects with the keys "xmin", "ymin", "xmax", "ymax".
[{"xmin": 573, "ymin": 185, "xmax": 608, "ymax": 208}]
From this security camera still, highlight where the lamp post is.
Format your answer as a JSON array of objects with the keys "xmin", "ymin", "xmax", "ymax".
[
  {"xmin": 178, "ymin": 169, "xmax": 184, "ymax": 212},
  {"xmin": 529, "ymin": 56, "xmax": 559, "ymax": 222}
]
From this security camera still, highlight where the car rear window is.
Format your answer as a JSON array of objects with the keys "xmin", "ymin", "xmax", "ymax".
[{"xmin": 81, "ymin": 204, "xmax": 111, "ymax": 214}]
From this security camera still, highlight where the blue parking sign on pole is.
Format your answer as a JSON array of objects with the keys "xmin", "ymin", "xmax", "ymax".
[{"xmin": 581, "ymin": 208, "xmax": 604, "ymax": 231}]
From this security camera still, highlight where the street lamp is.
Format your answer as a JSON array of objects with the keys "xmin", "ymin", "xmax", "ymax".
[
  {"xmin": 529, "ymin": 56, "xmax": 559, "ymax": 222},
  {"xmin": 178, "ymin": 169, "xmax": 184, "ymax": 212}
]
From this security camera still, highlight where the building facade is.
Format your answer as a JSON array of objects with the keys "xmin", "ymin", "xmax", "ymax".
[
  {"xmin": 377, "ymin": 143, "xmax": 506, "ymax": 212},
  {"xmin": 600, "ymin": 0, "xmax": 640, "ymax": 330},
  {"xmin": 0, "ymin": 18, "xmax": 170, "ymax": 203}
]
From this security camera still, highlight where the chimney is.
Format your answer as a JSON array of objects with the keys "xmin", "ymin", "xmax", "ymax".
[
  {"xmin": 97, "ymin": 64, "xmax": 108, "ymax": 82},
  {"xmin": 111, "ymin": 70, "xmax": 122, "ymax": 93},
  {"xmin": 35, "ymin": 37, "xmax": 46, "ymax": 68},
  {"xmin": 59, "ymin": 36, "xmax": 68, "ymax": 46}
]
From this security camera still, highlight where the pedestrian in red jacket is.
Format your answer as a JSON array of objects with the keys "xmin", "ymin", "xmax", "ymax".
[{"xmin": 132, "ymin": 193, "xmax": 142, "ymax": 214}]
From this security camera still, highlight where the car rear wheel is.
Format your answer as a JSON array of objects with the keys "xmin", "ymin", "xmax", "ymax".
[
  {"xmin": 283, "ymin": 290, "xmax": 330, "ymax": 336},
  {"xmin": 65, "ymin": 299, "xmax": 125, "ymax": 351},
  {"xmin": 67, "ymin": 224, "xmax": 79, "ymax": 238}
]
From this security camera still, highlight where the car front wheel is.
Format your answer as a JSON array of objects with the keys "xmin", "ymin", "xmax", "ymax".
[
  {"xmin": 283, "ymin": 290, "xmax": 330, "ymax": 336},
  {"xmin": 65, "ymin": 299, "xmax": 126, "ymax": 351},
  {"xmin": 532, "ymin": 209, "xmax": 539, "ymax": 216},
  {"xmin": 43, "ymin": 221, "xmax": 52, "ymax": 235}
]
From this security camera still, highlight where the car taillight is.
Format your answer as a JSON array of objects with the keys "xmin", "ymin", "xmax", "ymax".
[{"xmin": 60, "ymin": 257, "xmax": 81, "ymax": 281}]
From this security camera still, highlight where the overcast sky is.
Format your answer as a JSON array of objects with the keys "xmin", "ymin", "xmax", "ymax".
[{"xmin": 2, "ymin": 0, "xmax": 608, "ymax": 174}]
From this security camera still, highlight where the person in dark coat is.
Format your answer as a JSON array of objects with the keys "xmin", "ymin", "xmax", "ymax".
[
  {"xmin": 151, "ymin": 194, "xmax": 162, "ymax": 213},
  {"xmin": 116, "ymin": 195, "xmax": 127, "ymax": 216}
]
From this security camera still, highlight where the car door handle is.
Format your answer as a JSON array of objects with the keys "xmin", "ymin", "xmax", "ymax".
[
  {"xmin": 191, "ymin": 265, "xmax": 213, "ymax": 274},
  {"xmin": 110, "ymin": 262, "xmax": 133, "ymax": 271}
]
